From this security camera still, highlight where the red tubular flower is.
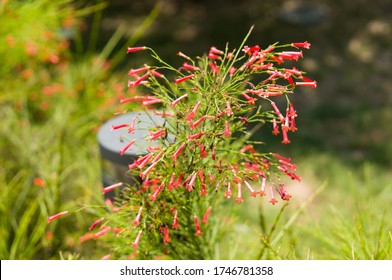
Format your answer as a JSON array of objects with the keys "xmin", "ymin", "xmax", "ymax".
[
  {"xmin": 261, "ymin": 91, "xmax": 284, "ymax": 98},
  {"xmin": 171, "ymin": 142, "xmax": 186, "ymax": 162},
  {"xmin": 150, "ymin": 69, "xmax": 164, "ymax": 78},
  {"xmin": 142, "ymin": 98, "xmax": 162, "ymax": 106},
  {"xmin": 209, "ymin": 46, "xmax": 224, "ymax": 55},
  {"xmin": 279, "ymin": 166, "xmax": 302, "ymax": 182},
  {"xmin": 102, "ymin": 182, "xmax": 123, "ymax": 194},
  {"xmin": 194, "ymin": 214, "xmax": 203, "ymax": 236},
  {"xmin": 270, "ymin": 102, "xmax": 285, "ymax": 123},
  {"xmin": 269, "ymin": 186, "xmax": 278, "ymax": 205},
  {"xmin": 128, "ymin": 77, "xmax": 147, "ymax": 87},
  {"xmin": 285, "ymin": 67, "xmax": 303, "ymax": 77},
  {"xmin": 187, "ymin": 131, "xmax": 204, "ymax": 140},
  {"xmin": 89, "ymin": 218, "xmax": 104, "ymax": 231},
  {"xmin": 185, "ymin": 101, "xmax": 201, "ymax": 122},
  {"xmin": 128, "ymin": 252, "xmax": 139, "ymax": 260},
  {"xmin": 132, "ymin": 207, "xmax": 143, "ymax": 226},
  {"xmin": 292, "ymin": 41, "xmax": 311, "ymax": 49},
  {"xmin": 104, "ymin": 198, "xmax": 119, "ymax": 212},
  {"xmin": 273, "ymin": 153, "xmax": 291, "ymax": 162},
  {"xmin": 240, "ymin": 52, "xmax": 259, "ymax": 71},
  {"xmin": 198, "ymin": 170, "xmax": 207, "ymax": 196},
  {"xmin": 119, "ymin": 95, "xmax": 145, "ymax": 104},
  {"xmin": 79, "ymin": 233, "xmax": 94, "ymax": 243},
  {"xmin": 242, "ymin": 45, "xmax": 261, "ymax": 55},
  {"xmin": 208, "ymin": 53, "xmax": 221, "ymax": 60},
  {"xmin": 6, "ymin": 35, "xmax": 15, "ymax": 48},
  {"xmin": 229, "ymin": 66, "xmax": 237, "ymax": 77},
  {"xmin": 48, "ymin": 211, "xmax": 68, "ymax": 223},
  {"xmin": 200, "ymin": 181, "xmax": 207, "ymax": 196},
  {"xmin": 150, "ymin": 182, "xmax": 164, "ymax": 201},
  {"xmin": 202, "ymin": 206, "xmax": 212, "ymax": 224},
  {"xmin": 133, "ymin": 72, "xmax": 150, "ymax": 86},
  {"xmin": 186, "ymin": 172, "xmax": 198, "ymax": 192},
  {"xmin": 127, "ymin": 46, "xmax": 146, "ymax": 53},
  {"xmin": 246, "ymin": 89, "xmax": 262, "ymax": 96},
  {"xmin": 272, "ymin": 55, "xmax": 284, "ymax": 64},
  {"xmin": 147, "ymin": 146, "xmax": 162, "ymax": 152},
  {"xmin": 153, "ymin": 110, "xmax": 174, "ymax": 117},
  {"xmin": 175, "ymin": 74, "xmax": 194, "ymax": 85},
  {"xmin": 235, "ymin": 182, "xmax": 243, "ymax": 204},
  {"xmin": 190, "ymin": 115, "xmax": 214, "ymax": 130},
  {"xmin": 172, "ymin": 210, "xmax": 179, "ymax": 229},
  {"xmin": 241, "ymin": 92, "xmax": 256, "ymax": 105},
  {"xmin": 266, "ymin": 70, "xmax": 284, "ymax": 82},
  {"xmin": 182, "ymin": 62, "xmax": 200, "ymax": 71},
  {"xmin": 151, "ymin": 150, "xmax": 164, "ymax": 164},
  {"xmin": 240, "ymin": 144, "xmax": 255, "ymax": 154},
  {"xmin": 250, "ymin": 62, "xmax": 273, "ymax": 71},
  {"xmin": 128, "ymin": 117, "xmax": 136, "ymax": 134},
  {"xmin": 136, "ymin": 153, "xmax": 153, "ymax": 168},
  {"xmin": 289, "ymin": 103, "xmax": 297, "ymax": 117},
  {"xmin": 177, "ymin": 51, "xmax": 191, "ymax": 60},
  {"xmin": 282, "ymin": 109, "xmax": 290, "ymax": 131},
  {"xmin": 287, "ymin": 75, "xmax": 295, "ymax": 86},
  {"xmin": 143, "ymin": 177, "xmax": 159, "ymax": 187},
  {"xmin": 209, "ymin": 62, "xmax": 219, "ymax": 75},
  {"xmin": 281, "ymin": 128, "xmax": 291, "ymax": 144},
  {"xmin": 120, "ymin": 140, "xmax": 136, "ymax": 156},
  {"xmin": 226, "ymin": 101, "xmax": 233, "ymax": 116},
  {"xmin": 140, "ymin": 161, "xmax": 157, "ymax": 179},
  {"xmin": 173, "ymin": 173, "xmax": 184, "ymax": 188},
  {"xmin": 211, "ymin": 147, "xmax": 216, "ymax": 161},
  {"xmin": 128, "ymin": 66, "xmax": 149, "ymax": 75},
  {"xmin": 295, "ymin": 81, "xmax": 317, "ymax": 88},
  {"xmin": 100, "ymin": 254, "xmax": 111, "ymax": 260},
  {"xmin": 223, "ymin": 121, "xmax": 231, "ymax": 137},
  {"xmin": 239, "ymin": 116, "xmax": 249, "ymax": 125},
  {"xmin": 217, "ymin": 111, "xmax": 226, "ymax": 118},
  {"xmin": 149, "ymin": 128, "xmax": 166, "ymax": 141},
  {"xmin": 289, "ymin": 172, "xmax": 302, "ymax": 182},
  {"xmin": 259, "ymin": 176, "xmax": 267, "ymax": 196},
  {"xmin": 94, "ymin": 226, "xmax": 111, "ymax": 239},
  {"xmin": 277, "ymin": 51, "xmax": 303, "ymax": 61},
  {"xmin": 279, "ymin": 159, "xmax": 297, "ymax": 171},
  {"xmin": 132, "ymin": 230, "xmax": 143, "ymax": 249},
  {"xmin": 170, "ymin": 93, "xmax": 188, "ymax": 107},
  {"xmin": 267, "ymin": 84, "xmax": 287, "ymax": 92},
  {"xmin": 163, "ymin": 225, "xmax": 170, "ymax": 244},
  {"xmin": 244, "ymin": 180, "xmax": 257, "ymax": 197},
  {"xmin": 208, "ymin": 171, "xmax": 214, "ymax": 185},
  {"xmin": 111, "ymin": 123, "xmax": 128, "ymax": 131},
  {"xmin": 33, "ymin": 177, "xmax": 45, "ymax": 187},
  {"xmin": 272, "ymin": 118, "xmax": 280, "ymax": 135},
  {"xmin": 277, "ymin": 183, "xmax": 292, "ymax": 201},
  {"xmin": 223, "ymin": 182, "xmax": 232, "ymax": 198},
  {"xmin": 167, "ymin": 173, "xmax": 176, "ymax": 190}
]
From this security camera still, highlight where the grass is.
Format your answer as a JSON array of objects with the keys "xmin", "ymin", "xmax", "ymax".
[
  {"xmin": 221, "ymin": 155, "xmax": 392, "ymax": 260},
  {"xmin": 1, "ymin": 0, "xmax": 391, "ymax": 260}
]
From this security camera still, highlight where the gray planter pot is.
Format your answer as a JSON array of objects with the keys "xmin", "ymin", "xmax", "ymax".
[{"xmin": 97, "ymin": 111, "xmax": 169, "ymax": 200}]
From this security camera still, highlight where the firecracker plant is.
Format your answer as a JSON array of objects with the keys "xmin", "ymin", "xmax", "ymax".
[{"xmin": 49, "ymin": 26, "xmax": 316, "ymax": 259}]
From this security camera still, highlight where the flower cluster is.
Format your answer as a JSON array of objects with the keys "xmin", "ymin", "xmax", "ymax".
[{"xmin": 48, "ymin": 27, "xmax": 316, "ymax": 259}]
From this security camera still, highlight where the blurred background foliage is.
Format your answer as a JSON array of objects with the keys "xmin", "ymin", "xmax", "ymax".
[{"xmin": 0, "ymin": 0, "xmax": 391, "ymax": 259}]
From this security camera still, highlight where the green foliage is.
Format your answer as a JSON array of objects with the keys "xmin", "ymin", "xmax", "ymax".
[{"xmin": 0, "ymin": 0, "xmax": 157, "ymax": 259}]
